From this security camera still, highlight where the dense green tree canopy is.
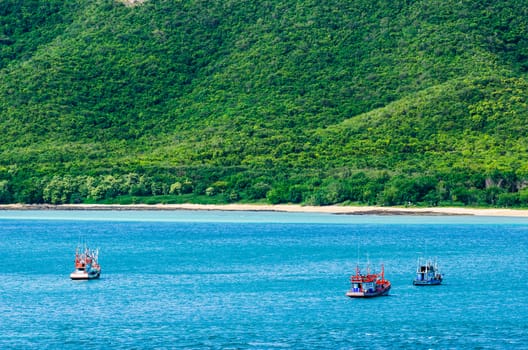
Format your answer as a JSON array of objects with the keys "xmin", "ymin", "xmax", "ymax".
[{"xmin": 0, "ymin": 0, "xmax": 527, "ymax": 206}]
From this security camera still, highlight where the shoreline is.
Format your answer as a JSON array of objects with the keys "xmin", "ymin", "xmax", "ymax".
[{"xmin": 1, "ymin": 203, "xmax": 528, "ymax": 217}]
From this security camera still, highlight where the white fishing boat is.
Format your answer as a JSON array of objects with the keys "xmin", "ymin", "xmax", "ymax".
[{"xmin": 70, "ymin": 245, "xmax": 101, "ymax": 280}]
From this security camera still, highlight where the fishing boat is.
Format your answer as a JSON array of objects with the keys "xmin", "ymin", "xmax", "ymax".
[
  {"xmin": 413, "ymin": 258, "xmax": 442, "ymax": 285},
  {"xmin": 346, "ymin": 263, "xmax": 391, "ymax": 298},
  {"xmin": 70, "ymin": 245, "xmax": 101, "ymax": 280}
]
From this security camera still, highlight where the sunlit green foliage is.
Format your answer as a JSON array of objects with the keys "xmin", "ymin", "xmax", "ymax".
[{"xmin": 0, "ymin": 0, "xmax": 527, "ymax": 207}]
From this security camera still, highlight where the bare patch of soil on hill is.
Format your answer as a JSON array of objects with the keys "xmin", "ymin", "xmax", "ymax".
[{"xmin": 117, "ymin": 0, "xmax": 147, "ymax": 7}]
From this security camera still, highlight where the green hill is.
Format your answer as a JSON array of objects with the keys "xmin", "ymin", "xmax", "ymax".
[{"xmin": 0, "ymin": 0, "xmax": 527, "ymax": 207}]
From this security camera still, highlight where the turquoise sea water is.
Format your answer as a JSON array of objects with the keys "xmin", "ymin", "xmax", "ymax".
[{"xmin": 0, "ymin": 210, "xmax": 527, "ymax": 349}]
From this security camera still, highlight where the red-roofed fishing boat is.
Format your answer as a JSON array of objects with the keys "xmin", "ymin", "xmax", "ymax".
[
  {"xmin": 70, "ymin": 245, "xmax": 101, "ymax": 280},
  {"xmin": 346, "ymin": 263, "xmax": 391, "ymax": 298}
]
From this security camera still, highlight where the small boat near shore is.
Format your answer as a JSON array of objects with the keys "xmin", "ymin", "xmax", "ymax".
[
  {"xmin": 413, "ymin": 258, "xmax": 442, "ymax": 285},
  {"xmin": 346, "ymin": 263, "xmax": 391, "ymax": 298},
  {"xmin": 70, "ymin": 245, "xmax": 101, "ymax": 280}
]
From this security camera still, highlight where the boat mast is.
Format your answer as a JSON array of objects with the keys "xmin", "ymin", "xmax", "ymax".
[{"xmin": 355, "ymin": 234, "xmax": 360, "ymax": 277}]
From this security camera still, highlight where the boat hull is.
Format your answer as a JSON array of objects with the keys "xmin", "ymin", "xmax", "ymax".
[
  {"xmin": 346, "ymin": 284, "xmax": 391, "ymax": 298},
  {"xmin": 70, "ymin": 270, "xmax": 101, "ymax": 280},
  {"xmin": 413, "ymin": 279, "xmax": 442, "ymax": 286}
]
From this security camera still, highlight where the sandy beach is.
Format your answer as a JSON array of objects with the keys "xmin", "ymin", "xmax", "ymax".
[{"xmin": 1, "ymin": 203, "xmax": 528, "ymax": 217}]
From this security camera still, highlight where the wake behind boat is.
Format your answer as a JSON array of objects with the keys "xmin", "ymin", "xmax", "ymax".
[
  {"xmin": 346, "ymin": 263, "xmax": 391, "ymax": 298},
  {"xmin": 413, "ymin": 257, "xmax": 442, "ymax": 285},
  {"xmin": 70, "ymin": 245, "xmax": 101, "ymax": 280}
]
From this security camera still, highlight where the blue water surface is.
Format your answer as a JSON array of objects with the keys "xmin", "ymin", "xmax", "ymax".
[{"xmin": 0, "ymin": 210, "xmax": 527, "ymax": 349}]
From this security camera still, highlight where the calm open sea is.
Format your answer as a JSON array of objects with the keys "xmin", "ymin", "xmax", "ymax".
[{"xmin": 0, "ymin": 210, "xmax": 527, "ymax": 349}]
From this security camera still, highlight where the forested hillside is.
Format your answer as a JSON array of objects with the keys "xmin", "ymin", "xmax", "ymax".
[{"xmin": 0, "ymin": 0, "xmax": 527, "ymax": 206}]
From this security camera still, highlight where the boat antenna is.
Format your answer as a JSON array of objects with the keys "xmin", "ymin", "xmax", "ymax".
[
  {"xmin": 355, "ymin": 232, "xmax": 360, "ymax": 275},
  {"xmin": 356, "ymin": 236, "xmax": 359, "ymax": 267}
]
